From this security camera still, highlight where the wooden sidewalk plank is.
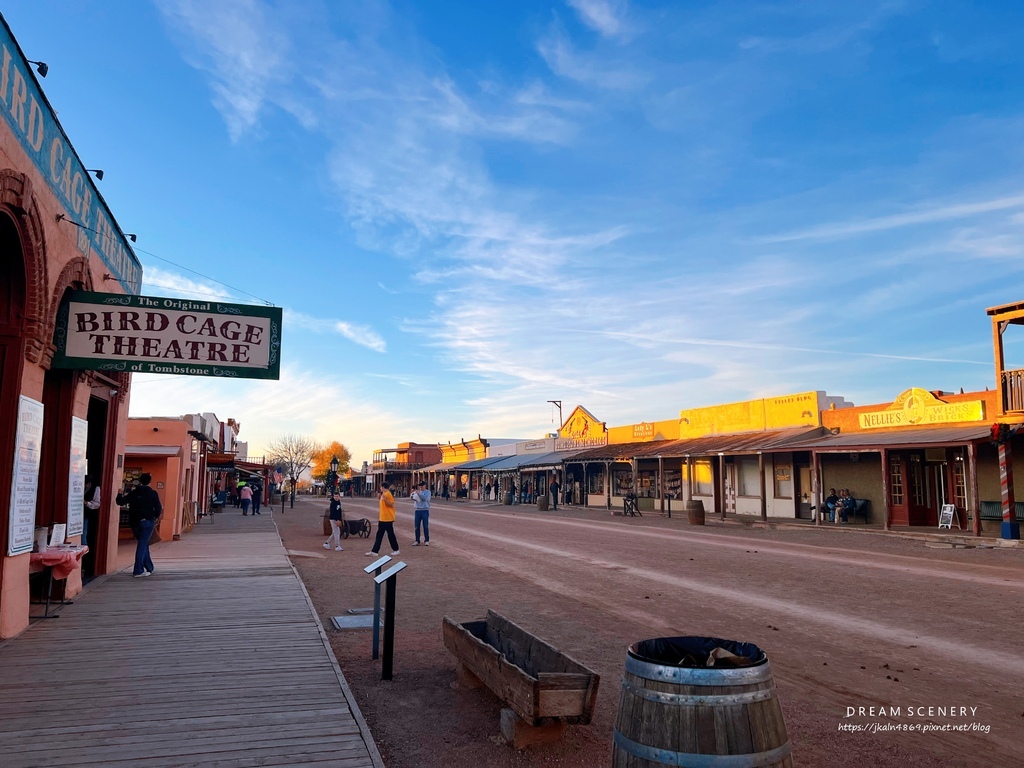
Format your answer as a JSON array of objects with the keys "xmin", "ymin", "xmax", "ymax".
[{"xmin": 0, "ymin": 513, "xmax": 382, "ymax": 768}]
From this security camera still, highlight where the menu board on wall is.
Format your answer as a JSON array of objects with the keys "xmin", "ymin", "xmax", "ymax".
[
  {"xmin": 7, "ymin": 396, "xmax": 45, "ymax": 556},
  {"xmin": 66, "ymin": 417, "xmax": 88, "ymax": 537}
]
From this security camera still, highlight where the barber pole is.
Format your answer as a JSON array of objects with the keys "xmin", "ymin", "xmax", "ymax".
[{"xmin": 998, "ymin": 442, "xmax": 1020, "ymax": 540}]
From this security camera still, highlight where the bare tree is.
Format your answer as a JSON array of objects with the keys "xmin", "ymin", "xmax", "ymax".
[{"xmin": 265, "ymin": 434, "xmax": 321, "ymax": 508}]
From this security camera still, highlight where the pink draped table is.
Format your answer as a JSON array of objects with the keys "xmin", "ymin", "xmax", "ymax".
[{"xmin": 29, "ymin": 545, "xmax": 88, "ymax": 580}]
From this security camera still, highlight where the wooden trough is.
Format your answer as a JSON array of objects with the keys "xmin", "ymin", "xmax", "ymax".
[{"xmin": 442, "ymin": 610, "xmax": 600, "ymax": 748}]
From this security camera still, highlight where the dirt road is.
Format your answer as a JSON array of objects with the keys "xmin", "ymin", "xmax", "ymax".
[{"xmin": 275, "ymin": 494, "xmax": 1023, "ymax": 767}]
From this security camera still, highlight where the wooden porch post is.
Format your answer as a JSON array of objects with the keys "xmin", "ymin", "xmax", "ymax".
[
  {"xmin": 658, "ymin": 455, "xmax": 665, "ymax": 514},
  {"xmin": 811, "ymin": 451, "xmax": 821, "ymax": 526},
  {"xmin": 881, "ymin": 448, "xmax": 891, "ymax": 531},
  {"xmin": 998, "ymin": 441, "xmax": 1020, "ymax": 539},
  {"xmin": 968, "ymin": 442, "xmax": 981, "ymax": 537},
  {"xmin": 718, "ymin": 453, "xmax": 726, "ymax": 520},
  {"xmin": 605, "ymin": 460, "xmax": 611, "ymax": 510},
  {"xmin": 631, "ymin": 457, "xmax": 638, "ymax": 498},
  {"xmin": 758, "ymin": 452, "xmax": 767, "ymax": 521},
  {"xmin": 686, "ymin": 456, "xmax": 694, "ymax": 503}
]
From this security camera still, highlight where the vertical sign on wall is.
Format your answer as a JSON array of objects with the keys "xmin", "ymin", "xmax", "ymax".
[
  {"xmin": 7, "ymin": 396, "xmax": 44, "ymax": 555},
  {"xmin": 66, "ymin": 417, "xmax": 88, "ymax": 537}
]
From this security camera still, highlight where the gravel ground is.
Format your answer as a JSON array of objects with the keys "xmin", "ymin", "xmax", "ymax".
[{"xmin": 274, "ymin": 494, "xmax": 1022, "ymax": 767}]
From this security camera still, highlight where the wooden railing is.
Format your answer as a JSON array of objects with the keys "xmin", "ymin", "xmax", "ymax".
[{"xmin": 1002, "ymin": 368, "xmax": 1024, "ymax": 413}]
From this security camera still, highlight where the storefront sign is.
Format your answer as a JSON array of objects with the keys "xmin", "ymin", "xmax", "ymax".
[
  {"xmin": 66, "ymin": 417, "xmax": 88, "ymax": 537},
  {"xmin": 7, "ymin": 396, "xmax": 44, "ymax": 555},
  {"xmin": 51, "ymin": 291, "xmax": 282, "ymax": 380},
  {"xmin": 633, "ymin": 422, "xmax": 655, "ymax": 439},
  {"xmin": 556, "ymin": 405, "xmax": 608, "ymax": 451},
  {"xmin": 206, "ymin": 452, "xmax": 236, "ymax": 470},
  {"xmin": 0, "ymin": 20, "xmax": 141, "ymax": 293},
  {"xmin": 858, "ymin": 388, "xmax": 985, "ymax": 430}
]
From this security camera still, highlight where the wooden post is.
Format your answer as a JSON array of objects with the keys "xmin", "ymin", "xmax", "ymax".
[
  {"xmin": 811, "ymin": 451, "xmax": 821, "ymax": 525},
  {"xmin": 686, "ymin": 456, "xmax": 694, "ymax": 503},
  {"xmin": 968, "ymin": 442, "xmax": 981, "ymax": 537},
  {"xmin": 658, "ymin": 455, "xmax": 665, "ymax": 515},
  {"xmin": 993, "ymin": 316, "xmax": 1006, "ymax": 416},
  {"xmin": 758, "ymin": 452, "xmax": 767, "ymax": 521},
  {"xmin": 718, "ymin": 454, "xmax": 726, "ymax": 520},
  {"xmin": 631, "ymin": 457, "xmax": 638, "ymax": 499},
  {"xmin": 598, "ymin": 462, "xmax": 606, "ymax": 512},
  {"xmin": 881, "ymin": 448, "xmax": 891, "ymax": 531}
]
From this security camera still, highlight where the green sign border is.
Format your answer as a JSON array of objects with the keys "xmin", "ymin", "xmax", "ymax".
[{"xmin": 51, "ymin": 291, "xmax": 282, "ymax": 381}]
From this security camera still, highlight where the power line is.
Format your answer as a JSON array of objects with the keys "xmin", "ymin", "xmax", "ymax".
[{"xmin": 55, "ymin": 215, "xmax": 275, "ymax": 306}]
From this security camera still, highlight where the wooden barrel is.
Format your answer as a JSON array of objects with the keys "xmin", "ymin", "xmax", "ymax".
[
  {"xmin": 612, "ymin": 637, "xmax": 792, "ymax": 768},
  {"xmin": 322, "ymin": 513, "xmax": 332, "ymax": 536},
  {"xmin": 538, "ymin": 494, "xmax": 550, "ymax": 511},
  {"xmin": 686, "ymin": 499, "xmax": 705, "ymax": 526}
]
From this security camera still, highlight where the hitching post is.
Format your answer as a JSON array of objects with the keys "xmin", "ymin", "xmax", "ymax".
[
  {"xmin": 363, "ymin": 555, "xmax": 392, "ymax": 659},
  {"xmin": 373, "ymin": 560, "xmax": 408, "ymax": 680}
]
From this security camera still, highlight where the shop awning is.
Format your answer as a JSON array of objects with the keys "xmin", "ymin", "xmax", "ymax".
[
  {"xmin": 516, "ymin": 450, "xmax": 585, "ymax": 470},
  {"xmin": 567, "ymin": 428, "xmax": 823, "ymax": 462},
  {"xmin": 781, "ymin": 425, "xmax": 992, "ymax": 452},
  {"xmin": 452, "ymin": 456, "xmax": 508, "ymax": 471}
]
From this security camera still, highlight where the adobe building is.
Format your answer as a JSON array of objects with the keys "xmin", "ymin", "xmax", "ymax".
[{"xmin": 0, "ymin": 15, "xmax": 142, "ymax": 638}]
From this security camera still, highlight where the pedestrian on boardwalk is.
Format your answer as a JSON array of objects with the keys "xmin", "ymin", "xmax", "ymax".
[
  {"xmin": 251, "ymin": 481, "xmax": 262, "ymax": 515},
  {"xmin": 411, "ymin": 480, "xmax": 431, "ymax": 546},
  {"xmin": 116, "ymin": 473, "xmax": 162, "ymax": 578},
  {"xmin": 366, "ymin": 483, "xmax": 400, "ymax": 557},
  {"xmin": 240, "ymin": 483, "xmax": 252, "ymax": 516},
  {"xmin": 549, "ymin": 477, "xmax": 560, "ymax": 511},
  {"xmin": 324, "ymin": 493, "xmax": 344, "ymax": 551}
]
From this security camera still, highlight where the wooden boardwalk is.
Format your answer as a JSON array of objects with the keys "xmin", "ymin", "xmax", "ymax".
[{"xmin": 0, "ymin": 507, "xmax": 383, "ymax": 768}]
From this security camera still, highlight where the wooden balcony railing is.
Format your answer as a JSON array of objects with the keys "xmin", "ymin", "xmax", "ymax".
[{"xmin": 1002, "ymin": 368, "xmax": 1024, "ymax": 413}]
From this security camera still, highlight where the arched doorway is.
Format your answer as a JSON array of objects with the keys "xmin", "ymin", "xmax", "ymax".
[{"xmin": 0, "ymin": 211, "xmax": 28, "ymax": 598}]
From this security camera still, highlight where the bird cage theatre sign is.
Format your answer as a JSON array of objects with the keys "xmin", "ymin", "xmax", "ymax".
[{"xmin": 51, "ymin": 291, "xmax": 282, "ymax": 379}]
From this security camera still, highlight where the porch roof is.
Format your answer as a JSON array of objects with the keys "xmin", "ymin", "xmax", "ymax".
[
  {"xmin": 567, "ymin": 427, "xmax": 822, "ymax": 462},
  {"xmin": 782, "ymin": 425, "xmax": 992, "ymax": 452}
]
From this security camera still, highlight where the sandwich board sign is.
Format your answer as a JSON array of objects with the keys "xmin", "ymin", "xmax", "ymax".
[{"xmin": 938, "ymin": 504, "xmax": 959, "ymax": 530}]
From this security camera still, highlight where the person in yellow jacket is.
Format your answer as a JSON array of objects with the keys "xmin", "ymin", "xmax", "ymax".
[{"xmin": 366, "ymin": 483, "xmax": 400, "ymax": 556}]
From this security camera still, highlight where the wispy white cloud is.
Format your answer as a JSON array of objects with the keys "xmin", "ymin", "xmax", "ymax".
[
  {"xmin": 156, "ymin": 0, "xmax": 292, "ymax": 141},
  {"xmin": 140, "ymin": 266, "xmax": 236, "ymax": 302},
  {"xmin": 536, "ymin": 26, "xmax": 647, "ymax": 88},
  {"xmin": 284, "ymin": 310, "xmax": 387, "ymax": 353},
  {"xmin": 761, "ymin": 193, "xmax": 1024, "ymax": 243},
  {"xmin": 566, "ymin": 0, "xmax": 634, "ymax": 41}
]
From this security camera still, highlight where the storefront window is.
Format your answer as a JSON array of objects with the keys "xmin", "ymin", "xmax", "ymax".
[
  {"xmin": 889, "ymin": 455, "xmax": 903, "ymax": 506},
  {"xmin": 613, "ymin": 470, "xmax": 633, "ymax": 495},
  {"xmin": 588, "ymin": 470, "xmax": 604, "ymax": 494},
  {"xmin": 664, "ymin": 469, "xmax": 681, "ymax": 498},
  {"xmin": 694, "ymin": 461, "xmax": 713, "ymax": 496},
  {"xmin": 738, "ymin": 457, "xmax": 760, "ymax": 497},
  {"xmin": 773, "ymin": 460, "xmax": 791, "ymax": 499}
]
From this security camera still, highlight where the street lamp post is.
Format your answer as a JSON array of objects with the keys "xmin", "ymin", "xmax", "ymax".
[{"xmin": 328, "ymin": 455, "xmax": 339, "ymax": 498}]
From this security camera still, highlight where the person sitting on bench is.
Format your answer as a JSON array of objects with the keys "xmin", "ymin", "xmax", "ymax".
[
  {"xmin": 824, "ymin": 488, "xmax": 839, "ymax": 522},
  {"xmin": 834, "ymin": 488, "xmax": 855, "ymax": 524}
]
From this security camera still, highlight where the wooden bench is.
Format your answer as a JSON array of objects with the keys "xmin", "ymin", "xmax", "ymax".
[
  {"xmin": 442, "ymin": 610, "xmax": 600, "ymax": 748},
  {"xmin": 979, "ymin": 500, "xmax": 1024, "ymax": 520}
]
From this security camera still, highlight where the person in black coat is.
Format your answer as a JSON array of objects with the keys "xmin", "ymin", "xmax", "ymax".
[{"xmin": 116, "ymin": 473, "xmax": 163, "ymax": 577}]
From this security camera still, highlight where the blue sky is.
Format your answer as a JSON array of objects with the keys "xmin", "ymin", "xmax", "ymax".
[{"xmin": 6, "ymin": 1, "xmax": 1024, "ymax": 464}]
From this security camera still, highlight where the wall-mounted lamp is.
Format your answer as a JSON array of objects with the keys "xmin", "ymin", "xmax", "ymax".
[
  {"xmin": 27, "ymin": 60, "xmax": 48, "ymax": 78},
  {"xmin": 109, "ymin": 389, "xmax": 119, "ymax": 397},
  {"xmin": 124, "ymin": 233, "xmax": 137, "ymax": 242},
  {"xmin": 87, "ymin": 169, "xmax": 104, "ymax": 181}
]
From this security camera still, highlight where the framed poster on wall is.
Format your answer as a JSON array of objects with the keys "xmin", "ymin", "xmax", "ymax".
[{"xmin": 7, "ymin": 397, "xmax": 45, "ymax": 555}]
